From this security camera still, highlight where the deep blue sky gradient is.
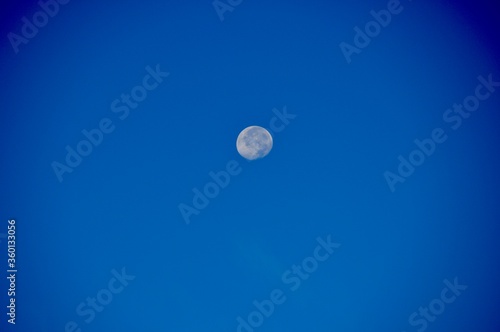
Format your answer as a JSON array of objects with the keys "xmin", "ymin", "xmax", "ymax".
[{"xmin": 1, "ymin": 0, "xmax": 499, "ymax": 331}]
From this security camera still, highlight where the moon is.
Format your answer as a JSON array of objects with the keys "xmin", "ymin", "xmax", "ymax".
[{"xmin": 236, "ymin": 126, "xmax": 273, "ymax": 160}]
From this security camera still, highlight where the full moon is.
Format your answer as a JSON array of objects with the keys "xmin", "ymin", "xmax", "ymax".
[{"xmin": 236, "ymin": 126, "xmax": 273, "ymax": 160}]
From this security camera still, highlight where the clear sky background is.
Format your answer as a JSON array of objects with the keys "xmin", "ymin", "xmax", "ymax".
[{"xmin": 1, "ymin": 0, "xmax": 500, "ymax": 331}]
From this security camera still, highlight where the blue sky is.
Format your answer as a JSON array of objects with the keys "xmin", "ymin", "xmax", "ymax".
[{"xmin": 1, "ymin": 0, "xmax": 500, "ymax": 331}]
